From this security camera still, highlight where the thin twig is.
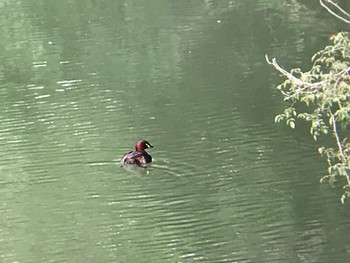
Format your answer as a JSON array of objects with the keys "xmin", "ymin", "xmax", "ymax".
[
  {"xmin": 265, "ymin": 55, "xmax": 325, "ymax": 88},
  {"xmin": 327, "ymin": 0, "xmax": 350, "ymax": 18},
  {"xmin": 334, "ymin": 67, "xmax": 350, "ymax": 88},
  {"xmin": 330, "ymin": 111, "xmax": 350, "ymax": 185},
  {"xmin": 320, "ymin": 0, "xmax": 350, "ymax": 24}
]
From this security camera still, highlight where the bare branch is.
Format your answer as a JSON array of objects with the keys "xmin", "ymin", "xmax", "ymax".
[
  {"xmin": 327, "ymin": 0, "xmax": 350, "ymax": 18},
  {"xmin": 329, "ymin": 111, "xmax": 350, "ymax": 185},
  {"xmin": 265, "ymin": 54, "xmax": 326, "ymax": 90},
  {"xmin": 320, "ymin": 0, "xmax": 350, "ymax": 23},
  {"xmin": 334, "ymin": 67, "xmax": 350, "ymax": 88}
]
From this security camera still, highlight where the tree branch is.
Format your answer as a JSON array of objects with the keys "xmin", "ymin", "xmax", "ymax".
[
  {"xmin": 265, "ymin": 55, "xmax": 326, "ymax": 94},
  {"xmin": 320, "ymin": 0, "xmax": 350, "ymax": 24},
  {"xmin": 334, "ymin": 67, "xmax": 350, "ymax": 88},
  {"xmin": 329, "ymin": 111, "xmax": 350, "ymax": 186}
]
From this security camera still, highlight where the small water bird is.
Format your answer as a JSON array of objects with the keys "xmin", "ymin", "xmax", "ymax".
[{"xmin": 121, "ymin": 140, "xmax": 153, "ymax": 166}]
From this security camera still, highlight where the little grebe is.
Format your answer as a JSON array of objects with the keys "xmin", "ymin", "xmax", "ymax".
[{"xmin": 121, "ymin": 140, "xmax": 153, "ymax": 166}]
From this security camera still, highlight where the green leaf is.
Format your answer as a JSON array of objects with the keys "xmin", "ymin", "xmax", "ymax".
[
  {"xmin": 274, "ymin": 115, "xmax": 283, "ymax": 123},
  {"xmin": 341, "ymin": 194, "xmax": 346, "ymax": 204},
  {"xmin": 289, "ymin": 121, "xmax": 295, "ymax": 129},
  {"xmin": 267, "ymin": 28, "xmax": 350, "ymax": 202}
]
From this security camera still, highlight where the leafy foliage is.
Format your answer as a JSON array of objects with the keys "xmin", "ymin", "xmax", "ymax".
[{"xmin": 268, "ymin": 32, "xmax": 350, "ymax": 203}]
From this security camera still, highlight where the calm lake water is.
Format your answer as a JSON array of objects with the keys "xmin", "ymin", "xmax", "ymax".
[{"xmin": 1, "ymin": 0, "xmax": 350, "ymax": 262}]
